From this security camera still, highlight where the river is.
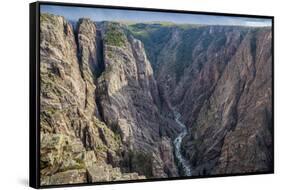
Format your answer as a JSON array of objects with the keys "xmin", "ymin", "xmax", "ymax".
[{"xmin": 173, "ymin": 110, "xmax": 192, "ymax": 176}]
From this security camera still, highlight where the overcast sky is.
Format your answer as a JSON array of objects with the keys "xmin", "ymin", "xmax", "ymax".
[{"xmin": 41, "ymin": 5, "xmax": 272, "ymax": 27}]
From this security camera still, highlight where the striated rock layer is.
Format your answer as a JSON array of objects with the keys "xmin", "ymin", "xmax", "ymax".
[
  {"xmin": 186, "ymin": 28, "xmax": 273, "ymax": 175},
  {"xmin": 129, "ymin": 24, "xmax": 273, "ymax": 175},
  {"xmin": 96, "ymin": 22, "xmax": 179, "ymax": 178},
  {"xmin": 40, "ymin": 14, "xmax": 179, "ymax": 186},
  {"xmin": 40, "ymin": 14, "xmax": 147, "ymax": 185}
]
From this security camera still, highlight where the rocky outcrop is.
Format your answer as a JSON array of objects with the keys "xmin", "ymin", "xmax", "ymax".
[
  {"xmin": 40, "ymin": 134, "xmax": 86, "ymax": 176},
  {"xmin": 76, "ymin": 18, "xmax": 99, "ymax": 118},
  {"xmin": 40, "ymin": 14, "xmax": 146, "ymax": 185},
  {"xmin": 96, "ymin": 22, "xmax": 179, "ymax": 178},
  {"xmin": 41, "ymin": 169, "xmax": 87, "ymax": 186},
  {"xmin": 40, "ymin": 134, "xmax": 87, "ymax": 185},
  {"xmin": 87, "ymin": 162, "xmax": 146, "ymax": 182},
  {"xmin": 77, "ymin": 18, "xmax": 103, "ymax": 78}
]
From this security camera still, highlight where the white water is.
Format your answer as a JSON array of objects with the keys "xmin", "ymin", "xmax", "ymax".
[{"xmin": 173, "ymin": 110, "xmax": 192, "ymax": 176}]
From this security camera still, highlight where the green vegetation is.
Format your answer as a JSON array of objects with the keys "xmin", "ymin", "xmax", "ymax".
[
  {"xmin": 128, "ymin": 23, "xmax": 205, "ymax": 75},
  {"xmin": 44, "ymin": 107, "xmax": 56, "ymax": 115},
  {"xmin": 40, "ymin": 14, "xmax": 49, "ymax": 23},
  {"xmin": 107, "ymin": 51, "xmax": 113, "ymax": 59},
  {"xmin": 174, "ymin": 29, "xmax": 202, "ymax": 82},
  {"xmin": 177, "ymin": 24, "xmax": 203, "ymax": 30},
  {"xmin": 59, "ymin": 159, "xmax": 86, "ymax": 172},
  {"xmin": 104, "ymin": 23, "xmax": 126, "ymax": 47},
  {"xmin": 41, "ymin": 72, "xmax": 65, "ymax": 98},
  {"xmin": 40, "ymin": 13, "xmax": 59, "ymax": 26},
  {"xmin": 95, "ymin": 145, "xmax": 107, "ymax": 152},
  {"xmin": 92, "ymin": 117, "xmax": 122, "ymax": 151},
  {"xmin": 113, "ymin": 133, "xmax": 122, "ymax": 144},
  {"xmin": 128, "ymin": 23, "xmax": 173, "ymax": 70},
  {"xmin": 128, "ymin": 150, "xmax": 153, "ymax": 177}
]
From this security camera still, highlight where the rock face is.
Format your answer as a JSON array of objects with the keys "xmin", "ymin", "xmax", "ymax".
[
  {"xmin": 96, "ymin": 22, "xmax": 179, "ymax": 178},
  {"xmin": 129, "ymin": 24, "xmax": 272, "ymax": 175},
  {"xmin": 40, "ymin": 13, "xmax": 272, "ymax": 186},
  {"xmin": 186, "ymin": 28, "xmax": 273, "ymax": 175},
  {"xmin": 40, "ymin": 14, "xmax": 147, "ymax": 186}
]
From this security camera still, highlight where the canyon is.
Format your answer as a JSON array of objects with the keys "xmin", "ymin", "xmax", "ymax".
[{"xmin": 39, "ymin": 13, "xmax": 273, "ymax": 185}]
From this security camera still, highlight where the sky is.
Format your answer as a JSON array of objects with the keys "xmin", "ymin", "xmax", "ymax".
[{"xmin": 41, "ymin": 5, "xmax": 272, "ymax": 27}]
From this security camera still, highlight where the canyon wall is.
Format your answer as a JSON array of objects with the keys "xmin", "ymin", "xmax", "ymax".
[
  {"xmin": 129, "ymin": 23, "xmax": 272, "ymax": 175},
  {"xmin": 40, "ymin": 14, "xmax": 179, "ymax": 186}
]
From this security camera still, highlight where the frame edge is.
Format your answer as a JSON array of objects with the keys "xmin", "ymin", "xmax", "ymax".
[
  {"xmin": 29, "ymin": 1, "xmax": 40, "ymax": 189},
  {"xmin": 31, "ymin": 1, "xmax": 274, "ymax": 189}
]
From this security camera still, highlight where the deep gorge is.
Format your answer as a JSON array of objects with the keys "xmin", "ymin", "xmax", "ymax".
[{"xmin": 39, "ymin": 13, "xmax": 273, "ymax": 185}]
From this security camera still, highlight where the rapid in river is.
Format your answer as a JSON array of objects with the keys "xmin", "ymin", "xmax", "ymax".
[{"xmin": 173, "ymin": 110, "xmax": 192, "ymax": 176}]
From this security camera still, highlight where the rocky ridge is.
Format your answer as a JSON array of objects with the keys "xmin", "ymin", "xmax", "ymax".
[
  {"xmin": 40, "ymin": 14, "xmax": 179, "ymax": 185},
  {"xmin": 40, "ymin": 14, "xmax": 145, "ymax": 185}
]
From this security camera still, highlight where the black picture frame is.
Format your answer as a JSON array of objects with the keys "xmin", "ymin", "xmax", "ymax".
[{"xmin": 30, "ymin": 1, "xmax": 274, "ymax": 189}]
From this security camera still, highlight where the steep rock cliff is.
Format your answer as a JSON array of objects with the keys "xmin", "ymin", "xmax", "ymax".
[
  {"xmin": 129, "ymin": 24, "xmax": 272, "ymax": 175},
  {"xmin": 40, "ymin": 14, "xmax": 146, "ymax": 185},
  {"xmin": 183, "ymin": 28, "xmax": 273, "ymax": 175},
  {"xmin": 96, "ymin": 22, "xmax": 179, "ymax": 177}
]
